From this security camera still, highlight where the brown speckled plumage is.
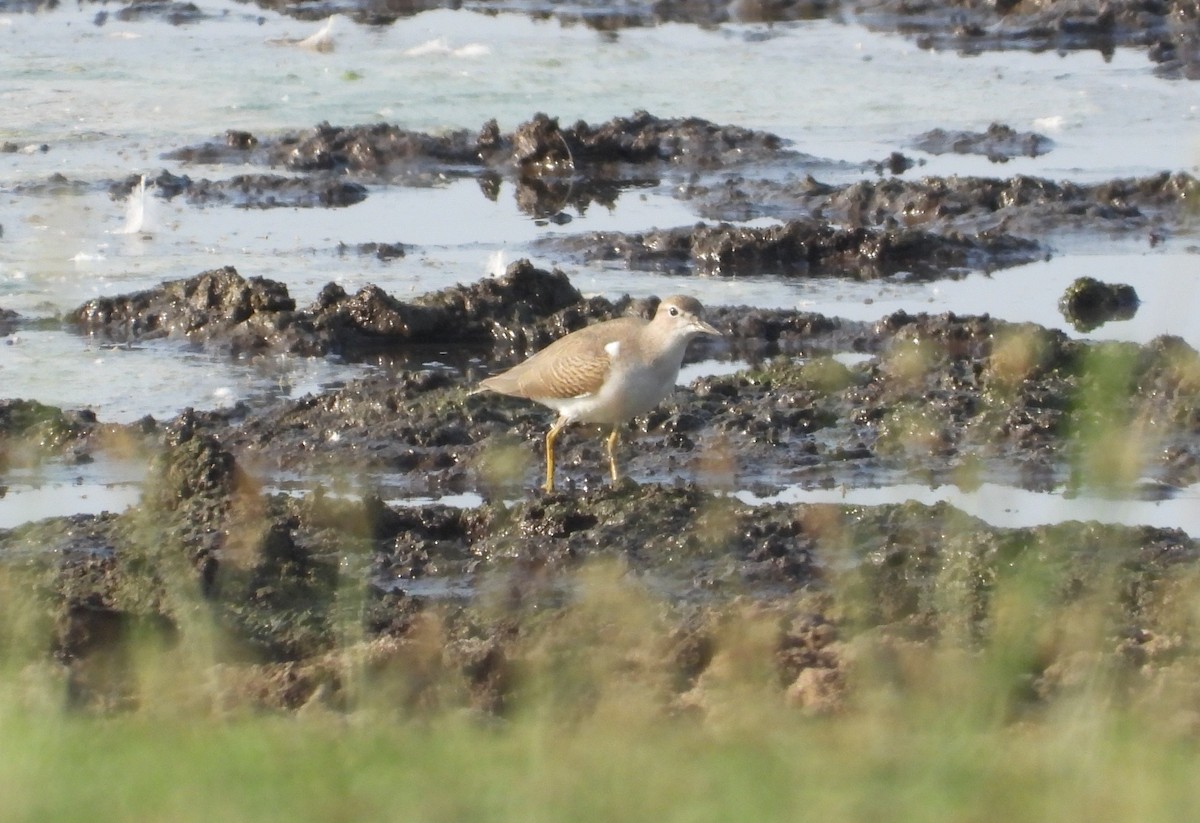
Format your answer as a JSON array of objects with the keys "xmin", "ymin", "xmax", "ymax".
[{"xmin": 477, "ymin": 295, "xmax": 720, "ymax": 491}]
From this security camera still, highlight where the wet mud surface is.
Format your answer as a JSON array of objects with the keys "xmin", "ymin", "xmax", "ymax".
[
  {"xmin": 6, "ymin": 255, "xmax": 1200, "ymax": 711},
  {"xmin": 41, "ymin": 262, "xmax": 1200, "ymax": 501},
  {"xmin": 110, "ymin": 112, "xmax": 1196, "ymax": 268},
  {"xmin": 3, "ymin": 0, "xmax": 1200, "ymax": 716},
  {"xmin": 3, "ymin": 428, "xmax": 1199, "ymax": 714}
]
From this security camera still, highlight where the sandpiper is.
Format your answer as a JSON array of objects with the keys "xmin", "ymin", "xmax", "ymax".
[{"xmin": 477, "ymin": 296, "xmax": 721, "ymax": 491}]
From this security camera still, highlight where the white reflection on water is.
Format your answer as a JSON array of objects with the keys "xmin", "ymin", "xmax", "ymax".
[
  {"xmin": 0, "ymin": 330, "xmax": 364, "ymax": 423},
  {"xmin": 0, "ymin": 459, "xmax": 146, "ymax": 530},
  {"xmin": 736, "ymin": 481, "xmax": 1200, "ymax": 538},
  {"xmin": 789, "ymin": 252, "xmax": 1200, "ymax": 351}
]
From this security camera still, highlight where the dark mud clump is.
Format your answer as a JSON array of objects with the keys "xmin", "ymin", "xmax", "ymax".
[
  {"xmin": 302, "ymin": 258, "xmax": 588, "ymax": 359},
  {"xmin": 103, "ymin": 1, "xmax": 210, "ymax": 24},
  {"xmin": 182, "ymin": 174, "xmax": 365, "ymax": 209},
  {"xmin": 686, "ymin": 171, "xmax": 1199, "ymax": 239},
  {"xmin": 341, "ymin": 241, "xmax": 407, "ymax": 261},
  {"xmin": 65, "ymin": 259, "xmax": 586, "ymax": 358},
  {"xmin": 911, "ymin": 122, "xmax": 1054, "ymax": 161},
  {"xmin": 169, "ymin": 111, "xmax": 795, "ymax": 175},
  {"xmin": 851, "ymin": 0, "xmax": 1200, "ymax": 79},
  {"xmin": 544, "ymin": 218, "xmax": 1041, "ymax": 277},
  {"xmin": 500, "ymin": 110, "xmax": 791, "ymax": 171},
  {"xmin": 110, "ymin": 171, "xmax": 368, "ymax": 209},
  {"xmin": 0, "ymin": 307, "xmax": 18, "ymax": 336},
  {"xmin": 0, "ymin": 400, "xmax": 101, "ymax": 469},
  {"xmin": 1058, "ymin": 276, "xmax": 1140, "ymax": 332},
  {"xmin": 165, "ymin": 123, "xmax": 446, "ymax": 173},
  {"xmin": 267, "ymin": 121, "xmax": 481, "ymax": 175},
  {"xmin": 67, "ymin": 266, "xmax": 301, "ymax": 355}
]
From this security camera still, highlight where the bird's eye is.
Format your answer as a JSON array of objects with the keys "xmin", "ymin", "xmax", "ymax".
[{"xmin": 668, "ymin": 306, "xmax": 679, "ymax": 317}]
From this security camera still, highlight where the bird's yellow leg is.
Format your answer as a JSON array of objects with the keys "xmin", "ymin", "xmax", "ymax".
[
  {"xmin": 543, "ymin": 418, "xmax": 566, "ymax": 492},
  {"xmin": 605, "ymin": 427, "xmax": 620, "ymax": 483}
]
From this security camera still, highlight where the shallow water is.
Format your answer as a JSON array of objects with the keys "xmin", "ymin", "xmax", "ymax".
[
  {"xmin": 0, "ymin": 329, "xmax": 364, "ymax": 422},
  {"xmin": 792, "ymin": 250, "xmax": 1200, "ymax": 350},
  {"xmin": 0, "ymin": 456, "xmax": 144, "ymax": 529},
  {"xmin": 1, "ymin": 1, "xmax": 1198, "ymax": 528},
  {"xmin": 737, "ymin": 481, "xmax": 1200, "ymax": 538}
]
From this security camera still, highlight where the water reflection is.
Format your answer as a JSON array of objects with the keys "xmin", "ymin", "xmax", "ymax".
[{"xmin": 736, "ymin": 481, "xmax": 1200, "ymax": 538}]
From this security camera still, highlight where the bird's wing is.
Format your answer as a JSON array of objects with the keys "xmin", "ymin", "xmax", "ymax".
[
  {"xmin": 518, "ymin": 347, "xmax": 612, "ymax": 399},
  {"xmin": 480, "ymin": 318, "xmax": 634, "ymax": 400}
]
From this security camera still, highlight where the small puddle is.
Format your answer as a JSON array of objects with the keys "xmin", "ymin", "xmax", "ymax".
[
  {"xmin": 388, "ymin": 492, "xmax": 486, "ymax": 509},
  {"xmin": 0, "ymin": 460, "xmax": 146, "ymax": 529},
  {"xmin": 830, "ymin": 352, "xmax": 874, "ymax": 367},
  {"xmin": 0, "ymin": 329, "xmax": 369, "ymax": 424},
  {"xmin": 264, "ymin": 476, "xmax": 486, "ymax": 511},
  {"xmin": 735, "ymin": 481, "xmax": 1200, "ymax": 538},
  {"xmin": 376, "ymin": 574, "xmax": 476, "ymax": 598}
]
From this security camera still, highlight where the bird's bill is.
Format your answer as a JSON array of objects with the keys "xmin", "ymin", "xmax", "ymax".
[{"xmin": 694, "ymin": 318, "xmax": 722, "ymax": 336}]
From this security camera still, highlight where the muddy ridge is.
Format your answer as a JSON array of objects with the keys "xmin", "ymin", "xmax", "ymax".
[
  {"xmin": 540, "ymin": 218, "xmax": 1042, "ymax": 277},
  {"xmin": 45, "ymin": 261, "xmax": 1200, "ymax": 501},
  {"xmin": 141, "ymin": 112, "xmax": 1199, "ymax": 273},
  {"xmin": 681, "ymin": 171, "xmax": 1200, "ymax": 237},
  {"xmin": 7, "ymin": 257, "xmax": 1200, "ymax": 713},
  {"xmin": 164, "ymin": 111, "xmax": 797, "ymax": 179},
  {"xmin": 3, "ymin": 438, "xmax": 1197, "ymax": 714},
  {"xmin": 67, "ymin": 260, "xmax": 585, "ymax": 358},
  {"xmin": 910, "ymin": 123, "xmax": 1055, "ymax": 161}
]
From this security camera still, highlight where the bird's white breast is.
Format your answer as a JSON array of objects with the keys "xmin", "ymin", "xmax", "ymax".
[{"xmin": 544, "ymin": 332, "xmax": 689, "ymax": 425}]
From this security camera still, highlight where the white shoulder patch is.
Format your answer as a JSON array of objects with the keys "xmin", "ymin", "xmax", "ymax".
[{"xmin": 604, "ymin": 340, "xmax": 621, "ymax": 358}]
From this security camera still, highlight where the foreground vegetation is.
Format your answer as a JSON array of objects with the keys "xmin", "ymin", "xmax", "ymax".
[
  {"xmin": 2, "ymin": 544, "xmax": 1200, "ymax": 823},
  {"xmin": 2, "ymin": 326, "xmax": 1198, "ymax": 821},
  {"xmin": 2, "ymin": 693, "xmax": 1198, "ymax": 822}
]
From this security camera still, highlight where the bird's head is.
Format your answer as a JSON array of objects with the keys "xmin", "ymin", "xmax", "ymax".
[{"xmin": 654, "ymin": 295, "xmax": 722, "ymax": 341}]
